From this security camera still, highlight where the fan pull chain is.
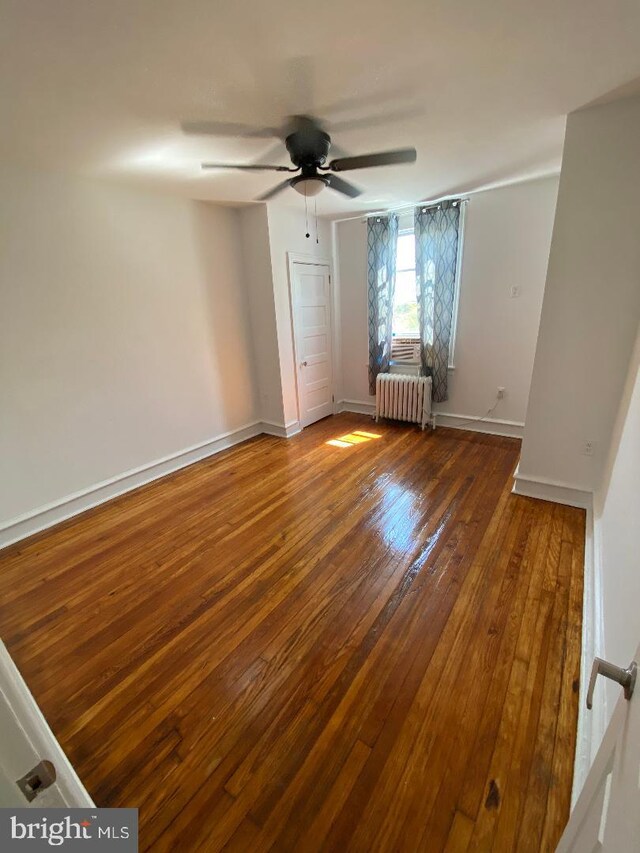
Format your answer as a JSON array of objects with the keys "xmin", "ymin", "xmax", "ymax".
[
  {"xmin": 314, "ymin": 197, "xmax": 319, "ymax": 244},
  {"xmin": 304, "ymin": 185, "xmax": 310, "ymax": 239}
]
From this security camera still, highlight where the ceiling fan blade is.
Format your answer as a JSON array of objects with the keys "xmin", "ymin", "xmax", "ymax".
[
  {"xmin": 256, "ymin": 179, "xmax": 293, "ymax": 201},
  {"xmin": 326, "ymin": 175, "xmax": 362, "ymax": 199},
  {"xmin": 317, "ymin": 85, "xmax": 418, "ymax": 120},
  {"xmin": 328, "ymin": 141, "xmax": 350, "ymax": 160},
  {"xmin": 252, "ymin": 141, "xmax": 289, "ymax": 166},
  {"xmin": 282, "ymin": 114, "xmax": 328, "ymax": 139},
  {"xmin": 329, "ymin": 148, "xmax": 417, "ymax": 173},
  {"xmin": 182, "ymin": 120, "xmax": 279, "ymax": 139},
  {"xmin": 326, "ymin": 108, "xmax": 417, "ymax": 135},
  {"xmin": 201, "ymin": 163, "xmax": 295, "ymax": 172},
  {"xmin": 283, "ymin": 57, "xmax": 315, "ymax": 116}
]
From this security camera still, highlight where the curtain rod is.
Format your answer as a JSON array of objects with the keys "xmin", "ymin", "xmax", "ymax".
[
  {"xmin": 330, "ymin": 195, "xmax": 469, "ymax": 224},
  {"xmin": 367, "ymin": 197, "xmax": 469, "ymax": 220}
]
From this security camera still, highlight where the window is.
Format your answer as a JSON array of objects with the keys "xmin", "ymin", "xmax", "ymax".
[
  {"xmin": 391, "ymin": 217, "xmax": 464, "ymax": 368},
  {"xmin": 392, "ymin": 231, "xmax": 420, "ymax": 363}
]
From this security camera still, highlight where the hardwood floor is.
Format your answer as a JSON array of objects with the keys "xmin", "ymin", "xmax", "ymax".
[{"xmin": 0, "ymin": 414, "xmax": 584, "ymax": 852}]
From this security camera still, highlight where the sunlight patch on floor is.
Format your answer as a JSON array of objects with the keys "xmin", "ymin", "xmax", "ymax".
[{"xmin": 325, "ymin": 430, "xmax": 383, "ymax": 448}]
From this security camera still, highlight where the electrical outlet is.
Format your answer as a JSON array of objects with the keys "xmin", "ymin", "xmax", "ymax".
[
  {"xmin": 510, "ymin": 285, "xmax": 521, "ymax": 298},
  {"xmin": 583, "ymin": 441, "xmax": 594, "ymax": 457},
  {"xmin": 497, "ymin": 387, "xmax": 505, "ymax": 399}
]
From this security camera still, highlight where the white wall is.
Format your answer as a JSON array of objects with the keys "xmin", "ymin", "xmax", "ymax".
[
  {"xmin": 239, "ymin": 205, "xmax": 284, "ymax": 426},
  {"xmin": 442, "ymin": 178, "xmax": 558, "ymax": 425},
  {"xmin": 335, "ymin": 177, "xmax": 559, "ymax": 428},
  {"xmin": 335, "ymin": 217, "xmax": 368, "ymax": 406},
  {"xmin": 0, "ymin": 168, "xmax": 258, "ymax": 527},
  {"xmin": 519, "ymin": 95, "xmax": 640, "ymax": 492},
  {"xmin": 594, "ymin": 324, "xmax": 640, "ymax": 721},
  {"xmin": 266, "ymin": 205, "xmax": 332, "ymax": 427}
]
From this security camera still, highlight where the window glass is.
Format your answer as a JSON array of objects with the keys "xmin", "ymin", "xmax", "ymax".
[{"xmin": 393, "ymin": 233, "xmax": 419, "ymax": 336}]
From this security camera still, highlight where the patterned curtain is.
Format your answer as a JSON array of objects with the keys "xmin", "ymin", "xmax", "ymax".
[
  {"xmin": 415, "ymin": 201, "xmax": 461, "ymax": 402},
  {"xmin": 367, "ymin": 215, "xmax": 399, "ymax": 395}
]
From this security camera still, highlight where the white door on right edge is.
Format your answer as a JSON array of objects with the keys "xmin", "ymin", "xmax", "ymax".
[{"xmin": 556, "ymin": 642, "xmax": 640, "ymax": 852}]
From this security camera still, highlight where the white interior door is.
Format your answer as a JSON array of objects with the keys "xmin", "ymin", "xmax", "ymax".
[
  {"xmin": 290, "ymin": 261, "xmax": 333, "ymax": 428},
  {"xmin": 0, "ymin": 641, "xmax": 92, "ymax": 807},
  {"xmin": 557, "ymin": 643, "xmax": 640, "ymax": 852}
]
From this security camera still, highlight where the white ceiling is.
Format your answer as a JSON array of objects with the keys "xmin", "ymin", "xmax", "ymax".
[{"xmin": 2, "ymin": 0, "xmax": 640, "ymax": 217}]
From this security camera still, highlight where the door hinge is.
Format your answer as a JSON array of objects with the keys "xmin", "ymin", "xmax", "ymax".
[{"xmin": 16, "ymin": 760, "xmax": 56, "ymax": 802}]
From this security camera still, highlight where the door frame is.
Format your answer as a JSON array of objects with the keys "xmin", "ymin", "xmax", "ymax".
[
  {"xmin": 0, "ymin": 641, "xmax": 93, "ymax": 807},
  {"xmin": 286, "ymin": 252, "xmax": 337, "ymax": 428}
]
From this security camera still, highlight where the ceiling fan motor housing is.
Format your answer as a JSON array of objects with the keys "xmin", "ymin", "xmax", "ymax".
[{"xmin": 285, "ymin": 127, "xmax": 331, "ymax": 168}]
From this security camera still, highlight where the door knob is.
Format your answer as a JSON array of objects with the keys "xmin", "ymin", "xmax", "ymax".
[
  {"xmin": 586, "ymin": 657, "xmax": 637, "ymax": 709},
  {"xmin": 300, "ymin": 361, "xmax": 308, "ymax": 367}
]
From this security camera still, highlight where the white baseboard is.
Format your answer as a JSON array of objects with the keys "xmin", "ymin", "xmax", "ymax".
[
  {"xmin": 571, "ymin": 504, "xmax": 606, "ymax": 808},
  {"xmin": 337, "ymin": 402, "xmax": 521, "ymax": 439},
  {"xmin": 337, "ymin": 399, "xmax": 376, "ymax": 416},
  {"xmin": 0, "ymin": 641, "xmax": 94, "ymax": 807},
  {"xmin": 434, "ymin": 411, "xmax": 524, "ymax": 439},
  {"xmin": 511, "ymin": 466, "xmax": 592, "ymax": 509},
  {"xmin": 260, "ymin": 420, "xmax": 301, "ymax": 438},
  {"xmin": 0, "ymin": 421, "xmax": 263, "ymax": 551}
]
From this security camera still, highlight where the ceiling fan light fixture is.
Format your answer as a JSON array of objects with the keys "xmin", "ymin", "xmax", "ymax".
[{"xmin": 292, "ymin": 176, "xmax": 327, "ymax": 196}]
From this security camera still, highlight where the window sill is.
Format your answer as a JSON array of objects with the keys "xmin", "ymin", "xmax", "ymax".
[{"xmin": 389, "ymin": 362, "xmax": 421, "ymax": 377}]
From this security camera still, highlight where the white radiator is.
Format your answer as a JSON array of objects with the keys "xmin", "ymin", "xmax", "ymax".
[{"xmin": 375, "ymin": 373, "xmax": 432, "ymax": 430}]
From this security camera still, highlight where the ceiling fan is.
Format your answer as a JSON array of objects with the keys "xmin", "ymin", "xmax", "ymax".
[{"xmin": 192, "ymin": 115, "xmax": 417, "ymax": 201}]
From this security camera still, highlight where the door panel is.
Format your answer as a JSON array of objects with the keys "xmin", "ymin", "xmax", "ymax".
[
  {"xmin": 290, "ymin": 262, "xmax": 333, "ymax": 428},
  {"xmin": 301, "ymin": 305, "xmax": 327, "ymax": 327},
  {"xmin": 304, "ymin": 332, "xmax": 328, "ymax": 357},
  {"xmin": 557, "ymin": 643, "xmax": 640, "ymax": 851}
]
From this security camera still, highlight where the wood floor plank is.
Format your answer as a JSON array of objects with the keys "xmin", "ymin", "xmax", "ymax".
[
  {"xmin": 348, "ymin": 500, "xmax": 529, "ymax": 850},
  {"xmin": 455, "ymin": 500, "xmax": 545, "ymax": 822},
  {"xmin": 416, "ymin": 502, "xmax": 540, "ymax": 851},
  {"xmin": 539, "ymin": 511, "xmax": 584, "ymax": 851},
  {"xmin": 0, "ymin": 414, "xmax": 585, "ymax": 852},
  {"xmin": 444, "ymin": 810, "xmax": 475, "ymax": 853}
]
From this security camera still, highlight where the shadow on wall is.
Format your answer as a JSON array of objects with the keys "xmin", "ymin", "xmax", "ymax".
[
  {"xmin": 190, "ymin": 203, "xmax": 259, "ymax": 430},
  {"xmin": 596, "ymin": 323, "xmax": 640, "ymax": 507}
]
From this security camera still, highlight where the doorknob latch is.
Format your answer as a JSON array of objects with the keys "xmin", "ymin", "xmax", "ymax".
[
  {"xmin": 16, "ymin": 760, "xmax": 56, "ymax": 802},
  {"xmin": 586, "ymin": 657, "xmax": 637, "ymax": 710}
]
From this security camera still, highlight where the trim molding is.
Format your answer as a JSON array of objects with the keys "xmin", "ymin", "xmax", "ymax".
[
  {"xmin": 337, "ymin": 399, "xmax": 376, "ymax": 416},
  {"xmin": 511, "ymin": 465, "xmax": 592, "ymax": 509},
  {"xmin": 571, "ymin": 504, "xmax": 606, "ymax": 808},
  {"xmin": 338, "ymin": 402, "xmax": 523, "ymax": 438},
  {"xmin": 0, "ymin": 641, "xmax": 94, "ymax": 806},
  {"xmin": 0, "ymin": 421, "xmax": 263, "ymax": 551},
  {"xmin": 260, "ymin": 419, "xmax": 302, "ymax": 439},
  {"xmin": 434, "ymin": 411, "xmax": 524, "ymax": 439}
]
